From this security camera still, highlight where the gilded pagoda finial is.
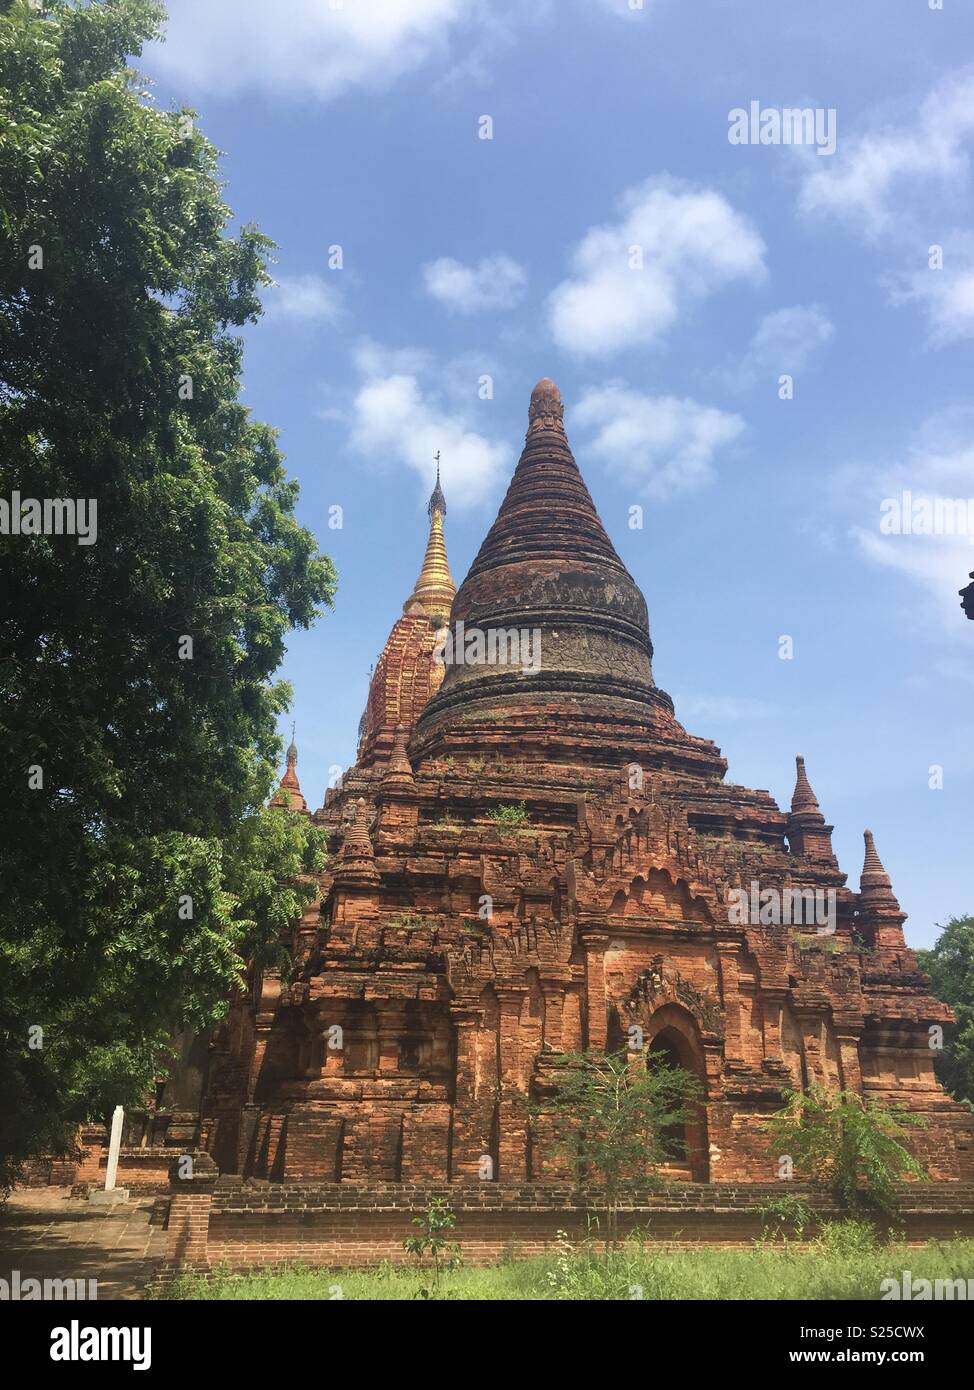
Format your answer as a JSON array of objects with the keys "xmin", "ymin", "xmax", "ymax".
[{"xmin": 406, "ymin": 455, "xmax": 455, "ymax": 626}]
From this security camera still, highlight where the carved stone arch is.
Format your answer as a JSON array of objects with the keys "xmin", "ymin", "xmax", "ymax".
[{"xmin": 615, "ymin": 961, "xmax": 724, "ymax": 1051}]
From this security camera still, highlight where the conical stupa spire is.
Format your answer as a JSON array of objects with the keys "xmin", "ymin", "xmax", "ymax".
[
  {"xmin": 786, "ymin": 753, "xmax": 837, "ymax": 863},
  {"xmin": 405, "ymin": 457, "xmax": 455, "ymax": 626},
  {"xmin": 335, "ymin": 797, "xmax": 379, "ymax": 884},
  {"xmin": 463, "ymin": 377, "xmax": 626, "ymax": 579},
  {"xmin": 413, "ymin": 378, "xmax": 694, "ymax": 768},
  {"xmin": 857, "ymin": 829, "xmax": 905, "ymax": 947},
  {"xmin": 861, "ymin": 830, "xmax": 893, "ymax": 892},
  {"xmin": 382, "ymin": 723, "xmax": 417, "ymax": 792},
  {"xmin": 271, "ymin": 722, "xmax": 308, "ymax": 813},
  {"xmin": 791, "ymin": 755, "xmax": 821, "ymax": 816}
]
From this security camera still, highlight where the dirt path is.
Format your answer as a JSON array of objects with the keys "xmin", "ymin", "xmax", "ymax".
[{"xmin": 0, "ymin": 1187, "xmax": 166, "ymax": 1301}]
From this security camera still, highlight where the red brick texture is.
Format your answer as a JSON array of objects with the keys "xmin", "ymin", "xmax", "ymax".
[{"xmin": 159, "ymin": 1180, "xmax": 974, "ymax": 1273}]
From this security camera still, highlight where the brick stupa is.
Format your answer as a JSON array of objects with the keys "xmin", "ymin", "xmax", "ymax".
[{"xmin": 202, "ymin": 379, "xmax": 973, "ymax": 1184}]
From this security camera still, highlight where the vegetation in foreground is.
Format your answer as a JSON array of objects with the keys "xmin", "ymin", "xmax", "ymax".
[
  {"xmin": 153, "ymin": 1227, "xmax": 974, "ymax": 1302},
  {"xmin": 0, "ymin": 0, "xmax": 335, "ymax": 1190},
  {"xmin": 917, "ymin": 914, "xmax": 974, "ymax": 1109}
]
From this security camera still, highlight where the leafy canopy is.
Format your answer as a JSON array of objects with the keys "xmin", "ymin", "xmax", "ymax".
[
  {"xmin": 916, "ymin": 914, "xmax": 974, "ymax": 1109},
  {"xmin": 0, "ymin": 0, "xmax": 336, "ymax": 1186}
]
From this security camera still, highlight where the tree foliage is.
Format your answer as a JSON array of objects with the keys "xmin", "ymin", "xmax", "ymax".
[
  {"xmin": 764, "ymin": 1088, "xmax": 926, "ymax": 1216},
  {"xmin": 0, "ymin": 0, "xmax": 336, "ymax": 1187},
  {"xmin": 916, "ymin": 914, "xmax": 974, "ymax": 1109},
  {"xmin": 534, "ymin": 1048, "xmax": 702, "ymax": 1243}
]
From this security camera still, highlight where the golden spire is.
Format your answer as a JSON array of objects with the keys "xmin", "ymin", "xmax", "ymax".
[{"xmin": 404, "ymin": 453, "xmax": 455, "ymax": 626}]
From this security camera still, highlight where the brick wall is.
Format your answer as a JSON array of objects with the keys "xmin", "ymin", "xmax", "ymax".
[{"xmin": 162, "ymin": 1180, "xmax": 974, "ymax": 1274}]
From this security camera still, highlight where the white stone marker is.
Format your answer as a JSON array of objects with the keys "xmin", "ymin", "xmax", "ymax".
[
  {"xmin": 104, "ymin": 1105, "xmax": 124, "ymax": 1191},
  {"xmin": 90, "ymin": 1104, "xmax": 129, "ymax": 1204}
]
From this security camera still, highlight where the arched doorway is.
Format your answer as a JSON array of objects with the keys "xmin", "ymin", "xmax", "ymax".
[{"xmin": 645, "ymin": 1007, "xmax": 710, "ymax": 1181}]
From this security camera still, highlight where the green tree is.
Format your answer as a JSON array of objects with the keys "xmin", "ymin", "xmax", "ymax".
[
  {"xmin": 916, "ymin": 914, "xmax": 974, "ymax": 1108},
  {"xmin": 0, "ymin": 0, "xmax": 336, "ymax": 1189},
  {"xmin": 534, "ymin": 1048, "xmax": 702, "ymax": 1246},
  {"xmin": 764, "ymin": 1088, "xmax": 926, "ymax": 1217}
]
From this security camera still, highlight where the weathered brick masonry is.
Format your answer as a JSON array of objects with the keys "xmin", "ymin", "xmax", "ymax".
[
  {"xmin": 169, "ymin": 379, "xmax": 971, "ymax": 1222},
  {"xmin": 160, "ymin": 1176, "xmax": 974, "ymax": 1273}
]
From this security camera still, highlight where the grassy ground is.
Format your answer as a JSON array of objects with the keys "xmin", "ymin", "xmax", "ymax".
[{"xmin": 152, "ymin": 1227, "xmax": 974, "ymax": 1301}]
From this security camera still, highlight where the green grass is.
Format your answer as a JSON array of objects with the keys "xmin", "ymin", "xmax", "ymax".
[{"xmin": 151, "ymin": 1230, "xmax": 974, "ymax": 1301}]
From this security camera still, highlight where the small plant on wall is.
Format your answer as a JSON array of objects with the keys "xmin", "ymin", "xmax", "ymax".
[
  {"xmin": 403, "ymin": 1197, "xmax": 462, "ymax": 1298},
  {"xmin": 764, "ymin": 1087, "xmax": 927, "ymax": 1218},
  {"xmin": 486, "ymin": 801, "xmax": 528, "ymax": 827}
]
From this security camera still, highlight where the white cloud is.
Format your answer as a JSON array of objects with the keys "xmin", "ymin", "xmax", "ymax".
[
  {"xmin": 724, "ymin": 304, "xmax": 833, "ymax": 389},
  {"xmin": 345, "ymin": 342, "xmax": 510, "ymax": 507},
  {"xmin": 352, "ymin": 340, "xmax": 432, "ymax": 378},
  {"xmin": 841, "ymin": 411, "xmax": 974, "ymax": 626},
  {"xmin": 265, "ymin": 274, "xmax": 342, "ymax": 325},
  {"xmin": 422, "ymin": 255, "xmax": 527, "ymax": 313},
  {"xmin": 152, "ymin": 0, "xmax": 470, "ymax": 100},
  {"xmin": 547, "ymin": 177, "xmax": 766, "ymax": 356},
  {"xmin": 892, "ymin": 238, "xmax": 974, "ymax": 344},
  {"xmin": 572, "ymin": 383, "xmax": 745, "ymax": 498},
  {"xmin": 799, "ymin": 71, "xmax": 974, "ymax": 238}
]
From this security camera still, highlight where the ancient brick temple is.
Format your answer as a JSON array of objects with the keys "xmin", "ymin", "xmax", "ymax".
[{"xmin": 202, "ymin": 379, "xmax": 973, "ymax": 1186}]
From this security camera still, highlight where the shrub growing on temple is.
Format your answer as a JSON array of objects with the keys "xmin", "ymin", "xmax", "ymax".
[
  {"xmin": 764, "ymin": 1088, "xmax": 927, "ymax": 1218},
  {"xmin": 534, "ymin": 1048, "xmax": 703, "ymax": 1246},
  {"xmin": 0, "ymin": 0, "xmax": 335, "ymax": 1190}
]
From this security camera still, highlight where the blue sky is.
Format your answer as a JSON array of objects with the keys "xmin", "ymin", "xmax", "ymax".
[{"xmin": 142, "ymin": 0, "xmax": 973, "ymax": 947}]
